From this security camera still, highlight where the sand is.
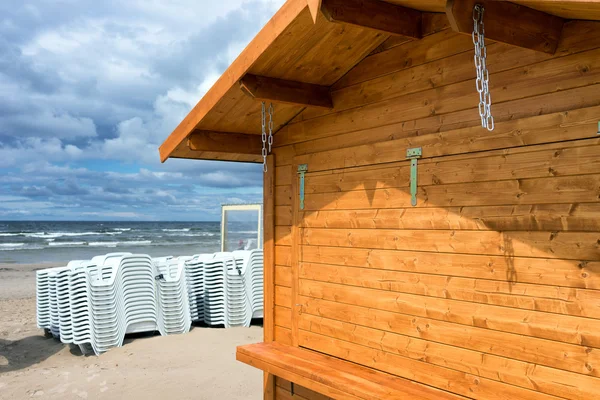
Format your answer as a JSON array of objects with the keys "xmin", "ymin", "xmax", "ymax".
[{"xmin": 0, "ymin": 263, "xmax": 263, "ymax": 400}]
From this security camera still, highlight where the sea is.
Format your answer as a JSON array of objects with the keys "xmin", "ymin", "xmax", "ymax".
[{"xmin": 0, "ymin": 221, "xmax": 259, "ymax": 265}]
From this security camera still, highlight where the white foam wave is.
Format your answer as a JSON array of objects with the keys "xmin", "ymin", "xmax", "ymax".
[
  {"xmin": 113, "ymin": 228, "xmax": 131, "ymax": 231},
  {"xmin": 48, "ymin": 242, "xmax": 86, "ymax": 247},
  {"xmin": 0, "ymin": 243, "xmax": 24, "ymax": 248},
  {"xmin": 162, "ymin": 228, "xmax": 190, "ymax": 232},
  {"xmin": 88, "ymin": 242, "xmax": 119, "ymax": 247},
  {"xmin": 25, "ymin": 231, "xmax": 121, "ymax": 238},
  {"xmin": 166, "ymin": 232, "xmax": 216, "ymax": 237},
  {"xmin": 0, "ymin": 233, "xmax": 20, "ymax": 237}
]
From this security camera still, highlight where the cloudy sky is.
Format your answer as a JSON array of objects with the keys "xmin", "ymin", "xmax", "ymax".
[{"xmin": 0, "ymin": 0, "xmax": 285, "ymax": 221}]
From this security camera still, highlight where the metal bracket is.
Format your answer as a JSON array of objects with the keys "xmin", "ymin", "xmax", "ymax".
[
  {"xmin": 298, "ymin": 164, "xmax": 308, "ymax": 210},
  {"xmin": 406, "ymin": 148, "xmax": 422, "ymax": 207},
  {"xmin": 597, "ymin": 121, "xmax": 600, "ymax": 135}
]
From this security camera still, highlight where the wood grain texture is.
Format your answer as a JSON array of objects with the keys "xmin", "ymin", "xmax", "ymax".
[
  {"xmin": 300, "ymin": 295, "xmax": 600, "ymax": 378},
  {"xmin": 237, "ymin": 342, "xmax": 465, "ymax": 399},
  {"xmin": 263, "ymin": 155, "xmax": 275, "ymax": 400},
  {"xmin": 239, "ymin": 74, "xmax": 333, "ymax": 109},
  {"xmin": 300, "ymin": 314, "xmax": 600, "ymax": 399},
  {"xmin": 261, "ymin": 11, "xmax": 600, "ymax": 400},
  {"xmin": 446, "ymin": 0, "xmax": 564, "ymax": 54},
  {"xmin": 321, "ymin": 0, "xmax": 422, "ymax": 38},
  {"xmin": 187, "ymin": 130, "xmax": 263, "ymax": 155}
]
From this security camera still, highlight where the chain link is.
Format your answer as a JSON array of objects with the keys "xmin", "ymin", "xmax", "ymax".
[
  {"xmin": 261, "ymin": 102, "xmax": 267, "ymax": 172},
  {"xmin": 261, "ymin": 102, "xmax": 274, "ymax": 173},
  {"xmin": 473, "ymin": 4, "xmax": 494, "ymax": 131},
  {"xmin": 268, "ymin": 103, "xmax": 274, "ymax": 153}
]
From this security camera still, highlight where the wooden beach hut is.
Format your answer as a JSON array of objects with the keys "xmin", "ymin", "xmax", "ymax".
[{"xmin": 159, "ymin": 0, "xmax": 600, "ymax": 398}]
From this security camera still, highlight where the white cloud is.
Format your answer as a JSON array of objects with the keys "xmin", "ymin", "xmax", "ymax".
[{"xmin": 0, "ymin": 0, "xmax": 283, "ymax": 219}]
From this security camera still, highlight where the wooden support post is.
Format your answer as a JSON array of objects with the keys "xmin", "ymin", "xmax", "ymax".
[
  {"xmin": 239, "ymin": 74, "xmax": 333, "ymax": 109},
  {"xmin": 263, "ymin": 155, "xmax": 275, "ymax": 400},
  {"xmin": 446, "ymin": 0, "xmax": 564, "ymax": 54},
  {"xmin": 187, "ymin": 130, "xmax": 262, "ymax": 155},
  {"xmin": 290, "ymin": 164, "xmax": 301, "ymax": 347},
  {"xmin": 321, "ymin": 0, "xmax": 422, "ymax": 38}
]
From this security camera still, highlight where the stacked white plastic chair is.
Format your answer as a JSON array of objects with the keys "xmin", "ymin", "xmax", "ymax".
[
  {"xmin": 34, "ymin": 249, "xmax": 265, "ymax": 356},
  {"xmin": 155, "ymin": 257, "xmax": 192, "ymax": 335},
  {"xmin": 88, "ymin": 254, "xmax": 159, "ymax": 355},
  {"xmin": 48, "ymin": 270, "xmax": 61, "ymax": 338},
  {"xmin": 69, "ymin": 260, "xmax": 95, "ymax": 354},
  {"xmin": 202, "ymin": 254, "xmax": 227, "ymax": 326},
  {"xmin": 35, "ymin": 268, "xmax": 51, "ymax": 332},
  {"xmin": 246, "ymin": 249, "xmax": 264, "ymax": 318},
  {"xmin": 183, "ymin": 255, "xmax": 207, "ymax": 322},
  {"xmin": 222, "ymin": 252, "xmax": 252, "ymax": 328},
  {"xmin": 56, "ymin": 266, "xmax": 74, "ymax": 344}
]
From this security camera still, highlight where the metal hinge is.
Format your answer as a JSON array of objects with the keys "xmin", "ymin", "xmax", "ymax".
[
  {"xmin": 298, "ymin": 164, "xmax": 308, "ymax": 210},
  {"xmin": 406, "ymin": 148, "xmax": 422, "ymax": 207}
]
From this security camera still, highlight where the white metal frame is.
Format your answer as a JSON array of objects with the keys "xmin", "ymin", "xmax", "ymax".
[{"xmin": 220, "ymin": 203, "xmax": 263, "ymax": 252}]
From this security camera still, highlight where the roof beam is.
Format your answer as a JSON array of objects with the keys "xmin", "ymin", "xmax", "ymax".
[
  {"xmin": 307, "ymin": 0, "xmax": 322, "ymax": 24},
  {"xmin": 239, "ymin": 74, "xmax": 333, "ymax": 109},
  {"xmin": 320, "ymin": 0, "xmax": 422, "ymax": 38},
  {"xmin": 446, "ymin": 0, "xmax": 564, "ymax": 54},
  {"xmin": 187, "ymin": 130, "xmax": 262, "ymax": 155}
]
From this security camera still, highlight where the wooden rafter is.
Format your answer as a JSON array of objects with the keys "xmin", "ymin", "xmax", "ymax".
[
  {"xmin": 307, "ymin": 0, "xmax": 322, "ymax": 23},
  {"xmin": 239, "ymin": 74, "xmax": 333, "ymax": 109},
  {"xmin": 320, "ymin": 0, "xmax": 422, "ymax": 38},
  {"xmin": 446, "ymin": 0, "xmax": 564, "ymax": 54},
  {"xmin": 187, "ymin": 130, "xmax": 262, "ymax": 155}
]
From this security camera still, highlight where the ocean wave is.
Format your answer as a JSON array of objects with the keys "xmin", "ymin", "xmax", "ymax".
[
  {"xmin": 166, "ymin": 232, "xmax": 216, "ymax": 237},
  {"xmin": 88, "ymin": 242, "xmax": 119, "ymax": 247},
  {"xmin": 87, "ymin": 240, "xmax": 152, "ymax": 247},
  {"xmin": 0, "ymin": 243, "xmax": 24, "ymax": 248},
  {"xmin": 113, "ymin": 228, "xmax": 131, "ymax": 231},
  {"xmin": 48, "ymin": 242, "xmax": 86, "ymax": 247},
  {"xmin": 27, "ymin": 231, "xmax": 123, "ymax": 238},
  {"xmin": 162, "ymin": 228, "xmax": 190, "ymax": 232},
  {"xmin": 0, "ymin": 233, "xmax": 20, "ymax": 237}
]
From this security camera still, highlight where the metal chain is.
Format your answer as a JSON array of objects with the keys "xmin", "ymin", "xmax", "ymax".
[
  {"xmin": 261, "ymin": 102, "xmax": 274, "ymax": 173},
  {"xmin": 268, "ymin": 103, "xmax": 274, "ymax": 153},
  {"xmin": 473, "ymin": 4, "xmax": 494, "ymax": 131},
  {"xmin": 261, "ymin": 102, "xmax": 267, "ymax": 172}
]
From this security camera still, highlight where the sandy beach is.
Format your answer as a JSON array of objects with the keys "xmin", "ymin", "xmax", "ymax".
[{"xmin": 0, "ymin": 263, "xmax": 262, "ymax": 400}]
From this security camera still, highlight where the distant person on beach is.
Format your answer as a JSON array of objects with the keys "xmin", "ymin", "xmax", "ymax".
[{"xmin": 237, "ymin": 239, "xmax": 245, "ymax": 250}]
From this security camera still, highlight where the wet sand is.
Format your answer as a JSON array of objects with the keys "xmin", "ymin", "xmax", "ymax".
[{"xmin": 0, "ymin": 263, "xmax": 262, "ymax": 400}]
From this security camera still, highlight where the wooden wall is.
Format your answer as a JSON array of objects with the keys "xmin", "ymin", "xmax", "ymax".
[{"xmin": 270, "ymin": 17, "xmax": 600, "ymax": 400}]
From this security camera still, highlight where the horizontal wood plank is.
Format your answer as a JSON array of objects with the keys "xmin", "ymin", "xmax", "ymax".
[
  {"xmin": 301, "ymin": 245, "xmax": 600, "ymax": 289},
  {"xmin": 300, "ymin": 295, "xmax": 600, "ymax": 378},
  {"xmin": 299, "ymin": 280, "xmax": 600, "ymax": 348},
  {"xmin": 300, "ymin": 314, "xmax": 600, "ymax": 399},
  {"xmin": 300, "ymin": 203, "xmax": 600, "ymax": 232}
]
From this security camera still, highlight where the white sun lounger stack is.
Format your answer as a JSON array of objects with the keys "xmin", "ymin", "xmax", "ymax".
[
  {"xmin": 35, "ymin": 249, "xmax": 264, "ymax": 356},
  {"xmin": 222, "ymin": 252, "xmax": 253, "ymax": 328},
  {"xmin": 48, "ymin": 270, "xmax": 61, "ymax": 338},
  {"xmin": 202, "ymin": 254, "xmax": 227, "ymax": 326},
  {"xmin": 35, "ymin": 268, "xmax": 51, "ymax": 331},
  {"xmin": 155, "ymin": 257, "xmax": 192, "ymax": 335},
  {"xmin": 245, "ymin": 249, "xmax": 264, "ymax": 318},
  {"xmin": 183, "ymin": 255, "xmax": 206, "ymax": 323},
  {"xmin": 56, "ymin": 266, "xmax": 74, "ymax": 344},
  {"xmin": 69, "ymin": 261, "xmax": 95, "ymax": 354}
]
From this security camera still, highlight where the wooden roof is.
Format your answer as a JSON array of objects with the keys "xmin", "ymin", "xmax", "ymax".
[{"xmin": 158, "ymin": 0, "xmax": 600, "ymax": 163}]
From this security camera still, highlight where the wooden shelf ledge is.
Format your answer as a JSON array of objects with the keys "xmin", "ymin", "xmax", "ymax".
[{"xmin": 236, "ymin": 342, "xmax": 464, "ymax": 400}]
